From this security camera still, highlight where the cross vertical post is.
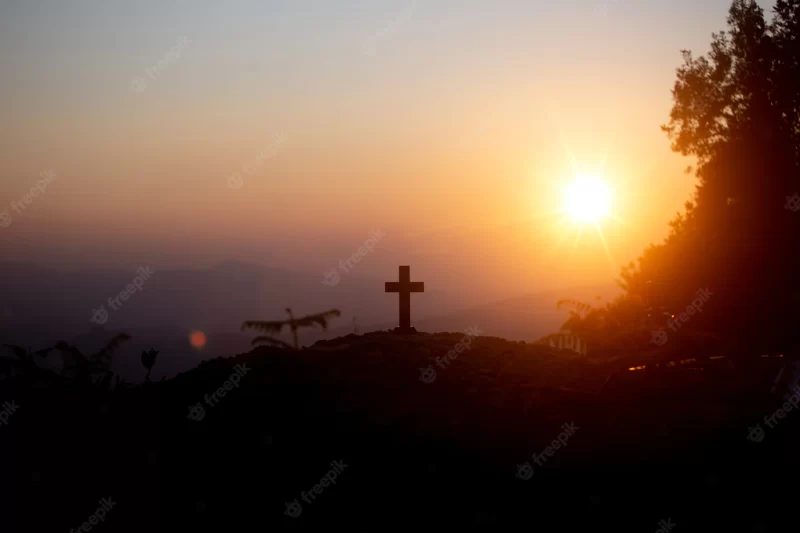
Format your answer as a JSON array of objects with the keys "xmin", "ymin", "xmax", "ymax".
[{"xmin": 385, "ymin": 266, "xmax": 424, "ymax": 333}]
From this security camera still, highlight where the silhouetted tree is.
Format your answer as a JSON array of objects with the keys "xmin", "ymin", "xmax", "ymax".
[
  {"xmin": 0, "ymin": 344, "xmax": 54, "ymax": 376},
  {"xmin": 141, "ymin": 349, "xmax": 159, "ymax": 383},
  {"xmin": 545, "ymin": 295, "xmax": 654, "ymax": 356},
  {"xmin": 586, "ymin": 0, "xmax": 800, "ymax": 352},
  {"xmin": 242, "ymin": 308, "xmax": 341, "ymax": 350},
  {"xmin": 54, "ymin": 333, "xmax": 132, "ymax": 385}
]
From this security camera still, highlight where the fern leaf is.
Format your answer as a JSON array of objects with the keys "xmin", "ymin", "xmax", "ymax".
[
  {"xmin": 241, "ymin": 320, "xmax": 286, "ymax": 334},
  {"xmin": 251, "ymin": 336, "xmax": 295, "ymax": 349}
]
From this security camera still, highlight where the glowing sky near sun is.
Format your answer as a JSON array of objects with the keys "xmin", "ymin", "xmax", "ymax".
[{"xmin": 0, "ymin": 0, "xmax": 775, "ymax": 301}]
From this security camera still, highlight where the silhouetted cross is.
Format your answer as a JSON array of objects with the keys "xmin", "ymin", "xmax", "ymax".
[{"xmin": 385, "ymin": 266, "xmax": 424, "ymax": 333}]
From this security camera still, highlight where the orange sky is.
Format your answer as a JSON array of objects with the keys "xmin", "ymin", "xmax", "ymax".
[{"xmin": 1, "ymin": 0, "xmax": 759, "ymax": 302}]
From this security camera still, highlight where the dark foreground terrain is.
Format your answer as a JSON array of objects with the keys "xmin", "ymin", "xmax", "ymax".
[{"xmin": 3, "ymin": 331, "xmax": 798, "ymax": 532}]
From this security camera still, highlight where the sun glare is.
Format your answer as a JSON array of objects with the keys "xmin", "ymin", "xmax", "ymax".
[{"xmin": 563, "ymin": 175, "xmax": 612, "ymax": 223}]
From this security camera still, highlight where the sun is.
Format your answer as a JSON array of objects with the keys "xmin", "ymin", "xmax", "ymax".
[{"xmin": 563, "ymin": 174, "xmax": 612, "ymax": 223}]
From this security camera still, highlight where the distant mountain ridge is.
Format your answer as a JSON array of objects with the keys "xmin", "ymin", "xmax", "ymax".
[
  {"xmin": 315, "ymin": 284, "xmax": 622, "ymax": 344},
  {"xmin": 0, "ymin": 260, "xmax": 618, "ymax": 381}
]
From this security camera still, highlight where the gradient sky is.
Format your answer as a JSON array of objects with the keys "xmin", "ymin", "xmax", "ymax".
[{"xmin": 0, "ymin": 0, "xmax": 778, "ymax": 303}]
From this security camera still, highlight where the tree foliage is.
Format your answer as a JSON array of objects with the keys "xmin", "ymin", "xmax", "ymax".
[
  {"xmin": 242, "ymin": 308, "xmax": 341, "ymax": 350},
  {"xmin": 54, "ymin": 333, "xmax": 132, "ymax": 384},
  {"xmin": 141, "ymin": 348, "xmax": 160, "ymax": 383},
  {"xmin": 563, "ymin": 0, "xmax": 800, "ymax": 352}
]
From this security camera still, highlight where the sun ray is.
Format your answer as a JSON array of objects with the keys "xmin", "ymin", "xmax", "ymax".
[
  {"xmin": 593, "ymin": 221, "xmax": 615, "ymax": 265},
  {"xmin": 570, "ymin": 223, "xmax": 585, "ymax": 257}
]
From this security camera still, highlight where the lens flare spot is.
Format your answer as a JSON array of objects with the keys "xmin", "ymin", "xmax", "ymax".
[{"xmin": 189, "ymin": 330, "xmax": 207, "ymax": 349}]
